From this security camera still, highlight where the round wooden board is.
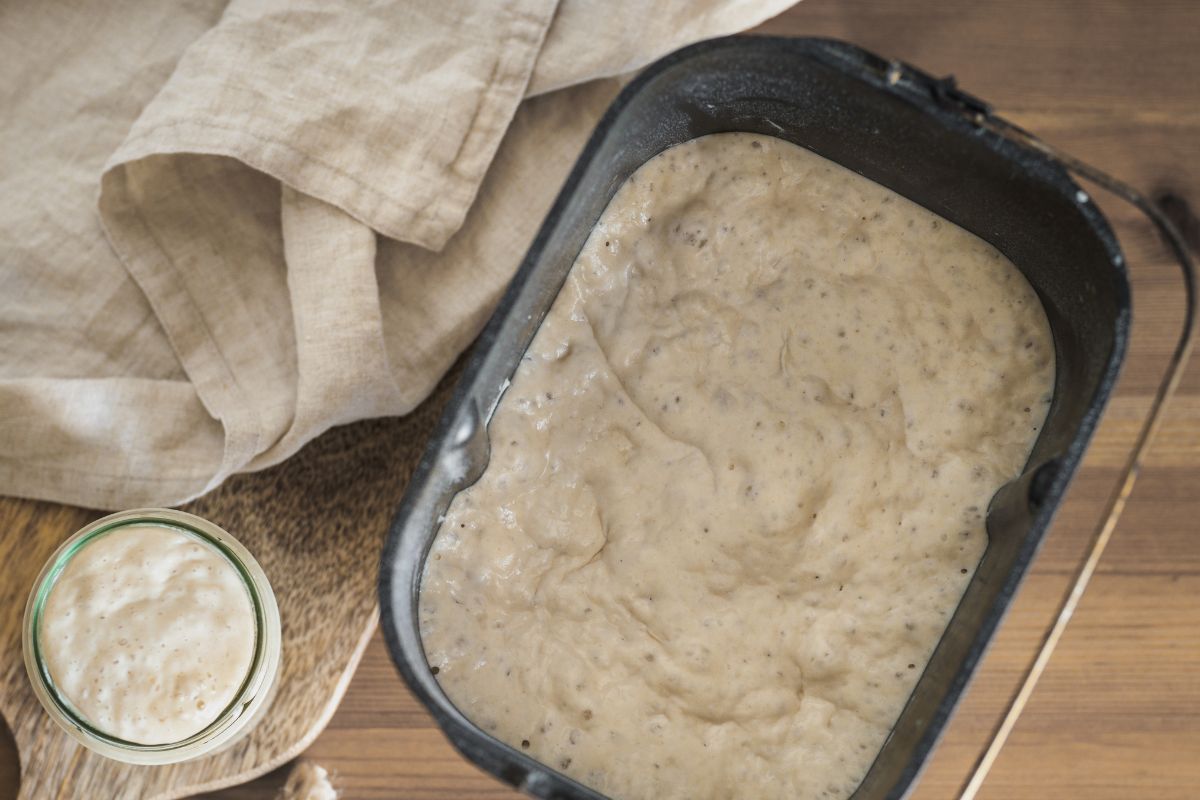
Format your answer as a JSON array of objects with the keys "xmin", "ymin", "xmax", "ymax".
[{"xmin": 0, "ymin": 369, "xmax": 459, "ymax": 800}]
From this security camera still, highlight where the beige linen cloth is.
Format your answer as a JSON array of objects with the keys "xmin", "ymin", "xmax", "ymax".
[{"xmin": 0, "ymin": 0, "xmax": 795, "ymax": 510}]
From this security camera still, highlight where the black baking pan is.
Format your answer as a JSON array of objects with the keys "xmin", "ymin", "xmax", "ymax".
[{"xmin": 379, "ymin": 36, "xmax": 1132, "ymax": 799}]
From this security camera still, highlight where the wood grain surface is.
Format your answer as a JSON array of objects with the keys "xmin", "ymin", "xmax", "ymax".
[{"xmin": 3, "ymin": 1, "xmax": 1198, "ymax": 798}]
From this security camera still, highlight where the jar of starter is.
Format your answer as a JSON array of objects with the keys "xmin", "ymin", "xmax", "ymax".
[{"xmin": 23, "ymin": 509, "xmax": 281, "ymax": 764}]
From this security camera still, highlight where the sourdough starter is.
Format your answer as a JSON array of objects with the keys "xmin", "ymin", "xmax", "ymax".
[{"xmin": 41, "ymin": 524, "xmax": 256, "ymax": 744}]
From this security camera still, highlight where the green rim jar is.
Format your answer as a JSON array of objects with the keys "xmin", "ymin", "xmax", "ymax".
[{"xmin": 23, "ymin": 509, "xmax": 281, "ymax": 764}]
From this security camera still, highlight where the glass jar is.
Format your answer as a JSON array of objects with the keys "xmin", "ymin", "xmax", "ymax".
[{"xmin": 22, "ymin": 508, "xmax": 282, "ymax": 765}]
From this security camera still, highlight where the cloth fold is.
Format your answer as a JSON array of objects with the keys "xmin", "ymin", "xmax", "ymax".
[{"xmin": 0, "ymin": 0, "xmax": 796, "ymax": 510}]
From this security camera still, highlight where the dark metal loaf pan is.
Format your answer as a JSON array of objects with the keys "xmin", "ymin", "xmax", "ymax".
[{"xmin": 380, "ymin": 36, "xmax": 1131, "ymax": 800}]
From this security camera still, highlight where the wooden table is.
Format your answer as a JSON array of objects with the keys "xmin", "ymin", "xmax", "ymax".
[{"xmin": 3, "ymin": 1, "xmax": 1197, "ymax": 798}]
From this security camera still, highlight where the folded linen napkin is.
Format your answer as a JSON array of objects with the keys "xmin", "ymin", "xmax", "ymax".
[{"xmin": 0, "ymin": 0, "xmax": 796, "ymax": 509}]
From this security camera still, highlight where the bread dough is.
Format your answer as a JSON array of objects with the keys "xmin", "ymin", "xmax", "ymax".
[{"xmin": 419, "ymin": 133, "xmax": 1054, "ymax": 799}]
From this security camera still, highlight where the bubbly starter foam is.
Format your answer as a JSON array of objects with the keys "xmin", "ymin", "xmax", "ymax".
[{"xmin": 40, "ymin": 524, "xmax": 256, "ymax": 744}]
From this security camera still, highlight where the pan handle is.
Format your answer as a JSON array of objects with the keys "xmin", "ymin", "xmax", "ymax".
[{"xmin": 956, "ymin": 116, "xmax": 1197, "ymax": 799}]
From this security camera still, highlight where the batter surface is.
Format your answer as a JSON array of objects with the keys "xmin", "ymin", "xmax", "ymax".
[{"xmin": 420, "ymin": 133, "xmax": 1054, "ymax": 799}]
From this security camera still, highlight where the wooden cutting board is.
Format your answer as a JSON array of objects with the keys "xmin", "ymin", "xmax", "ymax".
[{"xmin": 0, "ymin": 369, "xmax": 459, "ymax": 800}]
